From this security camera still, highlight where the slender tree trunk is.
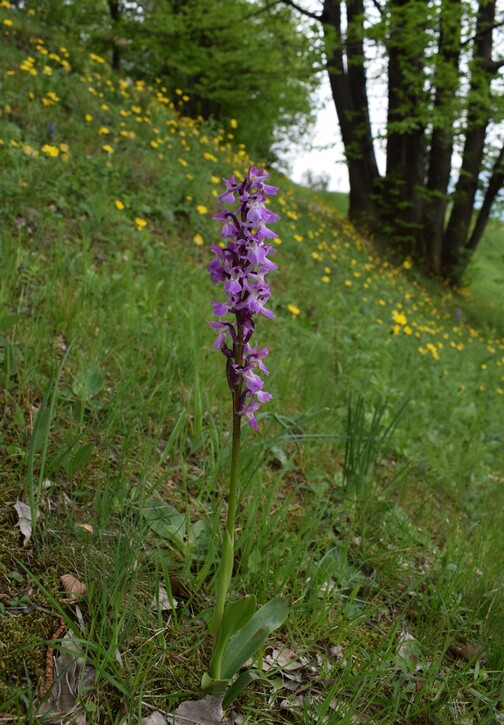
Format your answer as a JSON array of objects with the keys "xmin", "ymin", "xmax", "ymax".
[
  {"xmin": 468, "ymin": 145, "xmax": 504, "ymax": 252},
  {"xmin": 381, "ymin": 0, "xmax": 428, "ymax": 255},
  {"xmin": 422, "ymin": 0, "xmax": 462, "ymax": 274},
  {"xmin": 441, "ymin": 0, "xmax": 496, "ymax": 278},
  {"xmin": 322, "ymin": 0, "xmax": 378, "ymax": 225},
  {"xmin": 108, "ymin": 0, "xmax": 121, "ymax": 71},
  {"xmin": 345, "ymin": 0, "xmax": 380, "ymax": 184}
]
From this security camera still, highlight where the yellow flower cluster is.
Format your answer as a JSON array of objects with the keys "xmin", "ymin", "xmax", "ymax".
[
  {"xmin": 41, "ymin": 144, "xmax": 59, "ymax": 157},
  {"xmin": 42, "ymin": 91, "xmax": 60, "ymax": 107}
]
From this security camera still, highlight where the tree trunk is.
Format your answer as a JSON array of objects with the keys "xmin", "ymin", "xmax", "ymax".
[
  {"xmin": 441, "ymin": 0, "xmax": 496, "ymax": 278},
  {"xmin": 322, "ymin": 0, "xmax": 378, "ymax": 225},
  {"xmin": 421, "ymin": 0, "xmax": 462, "ymax": 275},
  {"xmin": 468, "ymin": 145, "xmax": 504, "ymax": 252},
  {"xmin": 381, "ymin": 0, "xmax": 428, "ymax": 255},
  {"xmin": 108, "ymin": 0, "xmax": 121, "ymax": 71}
]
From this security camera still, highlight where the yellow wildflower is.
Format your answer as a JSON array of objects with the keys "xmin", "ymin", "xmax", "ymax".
[
  {"xmin": 41, "ymin": 144, "xmax": 59, "ymax": 157},
  {"xmin": 196, "ymin": 205, "xmax": 208, "ymax": 215},
  {"xmin": 426, "ymin": 343, "xmax": 440, "ymax": 360},
  {"xmin": 287, "ymin": 304, "xmax": 301, "ymax": 316},
  {"xmin": 114, "ymin": 200, "xmax": 125, "ymax": 210},
  {"xmin": 102, "ymin": 144, "xmax": 114, "ymax": 153},
  {"xmin": 134, "ymin": 217, "xmax": 147, "ymax": 231},
  {"xmin": 89, "ymin": 52, "xmax": 105, "ymax": 64},
  {"xmin": 392, "ymin": 310, "xmax": 407, "ymax": 326},
  {"xmin": 193, "ymin": 233, "xmax": 204, "ymax": 247}
]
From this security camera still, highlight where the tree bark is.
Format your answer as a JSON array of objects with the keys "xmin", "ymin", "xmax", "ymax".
[
  {"xmin": 422, "ymin": 0, "xmax": 462, "ymax": 275},
  {"xmin": 442, "ymin": 0, "xmax": 496, "ymax": 278},
  {"xmin": 322, "ymin": 0, "xmax": 379, "ymax": 225},
  {"xmin": 381, "ymin": 0, "xmax": 429, "ymax": 254},
  {"xmin": 468, "ymin": 145, "xmax": 504, "ymax": 252},
  {"xmin": 108, "ymin": 0, "xmax": 121, "ymax": 71}
]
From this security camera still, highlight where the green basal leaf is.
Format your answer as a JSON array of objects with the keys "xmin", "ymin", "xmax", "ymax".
[
  {"xmin": 141, "ymin": 499, "xmax": 186, "ymax": 548},
  {"xmin": 209, "ymin": 596, "xmax": 256, "ymax": 679},
  {"xmin": 187, "ymin": 517, "xmax": 212, "ymax": 560},
  {"xmin": 72, "ymin": 367, "xmax": 104, "ymax": 401},
  {"xmin": 200, "ymin": 672, "xmax": 230, "ymax": 696},
  {"xmin": 70, "ymin": 442, "xmax": 94, "ymax": 473},
  {"xmin": 220, "ymin": 598, "xmax": 289, "ymax": 681},
  {"xmin": 222, "ymin": 669, "xmax": 262, "ymax": 709}
]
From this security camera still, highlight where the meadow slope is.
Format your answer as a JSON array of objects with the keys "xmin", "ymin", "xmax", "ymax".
[{"xmin": 1, "ymin": 6, "xmax": 503, "ymax": 723}]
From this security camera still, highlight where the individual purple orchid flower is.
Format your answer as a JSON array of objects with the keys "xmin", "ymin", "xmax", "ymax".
[{"xmin": 208, "ymin": 166, "xmax": 279, "ymax": 429}]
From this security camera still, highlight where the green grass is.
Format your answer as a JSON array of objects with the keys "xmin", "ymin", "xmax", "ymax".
[
  {"xmin": 1, "ymin": 7, "xmax": 503, "ymax": 723},
  {"xmin": 465, "ymin": 220, "xmax": 504, "ymax": 333}
]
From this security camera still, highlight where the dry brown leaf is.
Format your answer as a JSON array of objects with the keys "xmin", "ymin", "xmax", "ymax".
[
  {"xmin": 150, "ymin": 585, "xmax": 178, "ymax": 612},
  {"xmin": 172, "ymin": 695, "xmax": 224, "ymax": 724},
  {"xmin": 264, "ymin": 646, "xmax": 307, "ymax": 672},
  {"xmin": 61, "ymin": 574, "xmax": 87, "ymax": 599},
  {"xmin": 14, "ymin": 500, "xmax": 36, "ymax": 546},
  {"xmin": 37, "ymin": 630, "xmax": 95, "ymax": 718},
  {"xmin": 142, "ymin": 713, "xmax": 168, "ymax": 725},
  {"xmin": 395, "ymin": 630, "xmax": 421, "ymax": 672},
  {"xmin": 449, "ymin": 640, "xmax": 485, "ymax": 661}
]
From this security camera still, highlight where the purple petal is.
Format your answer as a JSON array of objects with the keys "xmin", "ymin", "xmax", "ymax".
[{"xmin": 212, "ymin": 301, "xmax": 228, "ymax": 316}]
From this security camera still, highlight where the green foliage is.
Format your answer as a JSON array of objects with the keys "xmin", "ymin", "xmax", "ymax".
[
  {"xmin": 18, "ymin": 0, "xmax": 322, "ymax": 160},
  {"xmin": 203, "ymin": 596, "xmax": 289, "ymax": 697}
]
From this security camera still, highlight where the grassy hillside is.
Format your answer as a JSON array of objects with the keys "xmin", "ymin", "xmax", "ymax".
[{"xmin": 1, "ymin": 6, "xmax": 503, "ymax": 723}]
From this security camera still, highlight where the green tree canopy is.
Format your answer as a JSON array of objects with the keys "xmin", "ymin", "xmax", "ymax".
[{"xmin": 23, "ymin": 0, "xmax": 324, "ymax": 161}]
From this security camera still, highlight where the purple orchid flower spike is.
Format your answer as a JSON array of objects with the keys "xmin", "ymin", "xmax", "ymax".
[
  {"xmin": 208, "ymin": 166, "xmax": 279, "ymax": 429},
  {"xmin": 204, "ymin": 168, "xmax": 288, "ymax": 691}
]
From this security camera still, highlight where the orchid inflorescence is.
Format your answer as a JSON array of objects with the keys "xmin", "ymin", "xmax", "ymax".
[
  {"xmin": 203, "ymin": 167, "xmax": 288, "ymax": 700},
  {"xmin": 208, "ymin": 166, "xmax": 280, "ymax": 429}
]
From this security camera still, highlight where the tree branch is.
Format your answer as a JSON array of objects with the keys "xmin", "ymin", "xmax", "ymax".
[
  {"xmin": 279, "ymin": 0, "xmax": 323, "ymax": 21},
  {"xmin": 460, "ymin": 17, "xmax": 504, "ymax": 47}
]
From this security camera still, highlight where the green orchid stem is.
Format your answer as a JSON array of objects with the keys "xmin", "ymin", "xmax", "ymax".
[
  {"xmin": 212, "ymin": 336, "xmax": 244, "ymax": 679},
  {"xmin": 214, "ymin": 402, "xmax": 241, "ymax": 634}
]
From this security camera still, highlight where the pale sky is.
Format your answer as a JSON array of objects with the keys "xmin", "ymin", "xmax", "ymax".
[
  {"xmin": 282, "ymin": 74, "xmax": 349, "ymax": 192},
  {"xmin": 283, "ymin": 69, "xmax": 388, "ymax": 193}
]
